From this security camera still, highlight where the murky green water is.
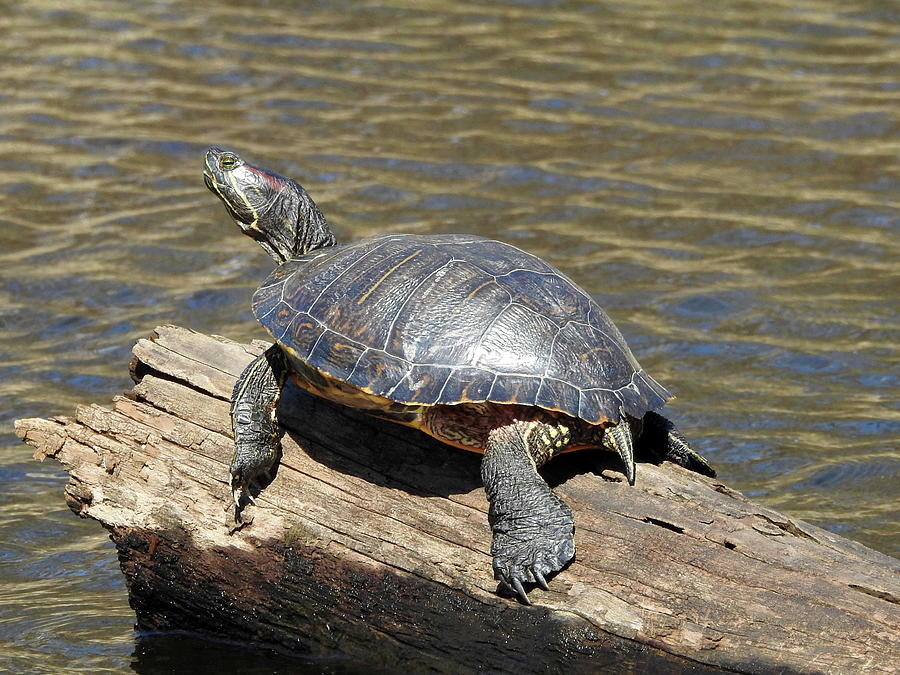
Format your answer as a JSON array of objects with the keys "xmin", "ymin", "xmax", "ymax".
[{"xmin": 1, "ymin": 0, "xmax": 897, "ymax": 671}]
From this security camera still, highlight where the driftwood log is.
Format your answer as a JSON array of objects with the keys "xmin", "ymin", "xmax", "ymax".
[{"xmin": 16, "ymin": 325, "xmax": 900, "ymax": 673}]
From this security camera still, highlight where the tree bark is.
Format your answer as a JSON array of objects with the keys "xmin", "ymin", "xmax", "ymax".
[{"xmin": 16, "ymin": 325, "xmax": 900, "ymax": 674}]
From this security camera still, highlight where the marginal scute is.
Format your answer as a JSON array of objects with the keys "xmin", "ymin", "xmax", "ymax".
[
  {"xmin": 489, "ymin": 373, "xmax": 542, "ymax": 405},
  {"xmin": 388, "ymin": 364, "xmax": 454, "ymax": 403},
  {"xmin": 439, "ymin": 367, "xmax": 495, "ymax": 403},
  {"xmin": 634, "ymin": 370, "xmax": 673, "ymax": 410},
  {"xmin": 252, "ymin": 233, "xmax": 670, "ymax": 424},
  {"xmin": 308, "ymin": 330, "xmax": 367, "ymax": 375},
  {"xmin": 252, "ymin": 281, "xmax": 286, "ymax": 317},
  {"xmin": 345, "ymin": 349, "xmax": 409, "ymax": 393},
  {"xmin": 259, "ymin": 305, "xmax": 324, "ymax": 360},
  {"xmin": 616, "ymin": 382, "xmax": 649, "ymax": 419},
  {"xmin": 535, "ymin": 378, "xmax": 582, "ymax": 418},
  {"xmin": 580, "ymin": 388, "xmax": 622, "ymax": 424}
]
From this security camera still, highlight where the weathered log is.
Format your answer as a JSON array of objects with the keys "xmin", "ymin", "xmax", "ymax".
[{"xmin": 16, "ymin": 325, "xmax": 900, "ymax": 673}]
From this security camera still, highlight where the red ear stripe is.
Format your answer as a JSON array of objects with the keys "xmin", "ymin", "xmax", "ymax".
[{"xmin": 245, "ymin": 164, "xmax": 285, "ymax": 190}]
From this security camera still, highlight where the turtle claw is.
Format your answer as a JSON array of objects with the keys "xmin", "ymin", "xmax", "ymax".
[
  {"xmin": 230, "ymin": 460, "xmax": 273, "ymax": 513},
  {"xmin": 605, "ymin": 416, "xmax": 636, "ymax": 486},
  {"xmin": 491, "ymin": 522, "xmax": 575, "ymax": 604},
  {"xmin": 230, "ymin": 472, "xmax": 260, "ymax": 521},
  {"xmin": 510, "ymin": 578, "xmax": 531, "ymax": 605},
  {"xmin": 482, "ymin": 423, "xmax": 576, "ymax": 604}
]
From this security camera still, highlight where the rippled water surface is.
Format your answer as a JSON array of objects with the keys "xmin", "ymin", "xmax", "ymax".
[{"xmin": 1, "ymin": 0, "xmax": 897, "ymax": 671}]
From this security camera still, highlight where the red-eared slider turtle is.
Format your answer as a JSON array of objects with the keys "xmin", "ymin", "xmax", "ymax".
[{"xmin": 203, "ymin": 147, "xmax": 715, "ymax": 604}]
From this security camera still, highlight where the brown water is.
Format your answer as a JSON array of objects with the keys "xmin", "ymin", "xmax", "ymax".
[{"xmin": 1, "ymin": 0, "xmax": 897, "ymax": 671}]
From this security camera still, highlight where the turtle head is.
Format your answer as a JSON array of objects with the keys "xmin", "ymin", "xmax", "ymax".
[{"xmin": 203, "ymin": 147, "xmax": 335, "ymax": 263}]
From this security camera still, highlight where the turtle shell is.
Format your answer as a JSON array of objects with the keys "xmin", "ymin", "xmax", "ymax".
[{"xmin": 252, "ymin": 233, "xmax": 671, "ymax": 425}]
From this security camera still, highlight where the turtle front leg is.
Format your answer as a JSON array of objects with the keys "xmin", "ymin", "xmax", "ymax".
[
  {"xmin": 230, "ymin": 345, "xmax": 290, "ymax": 513},
  {"xmin": 481, "ymin": 421, "xmax": 575, "ymax": 604}
]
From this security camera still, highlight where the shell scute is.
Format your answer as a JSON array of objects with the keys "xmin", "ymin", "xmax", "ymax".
[
  {"xmin": 432, "ymin": 237, "xmax": 555, "ymax": 276},
  {"xmin": 307, "ymin": 241, "xmax": 450, "ymax": 346},
  {"xmin": 345, "ymin": 348, "xmax": 409, "ymax": 393},
  {"xmin": 578, "ymin": 388, "xmax": 621, "ymax": 424},
  {"xmin": 439, "ymin": 367, "xmax": 495, "ymax": 403},
  {"xmin": 252, "ymin": 233, "xmax": 672, "ymax": 424},
  {"xmin": 634, "ymin": 370, "xmax": 672, "ymax": 411},
  {"xmin": 473, "ymin": 303, "xmax": 556, "ymax": 375},
  {"xmin": 545, "ymin": 321, "xmax": 636, "ymax": 388},
  {"xmin": 308, "ymin": 330, "xmax": 367, "ymax": 375},
  {"xmin": 499, "ymin": 268, "xmax": 591, "ymax": 326},
  {"xmin": 388, "ymin": 364, "xmax": 454, "ymax": 403},
  {"xmin": 489, "ymin": 373, "xmax": 542, "ymax": 406},
  {"xmin": 535, "ymin": 378, "xmax": 582, "ymax": 417},
  {"xmin": 385, "ymin": 259, "xmax": 510, "ymax": 365}
]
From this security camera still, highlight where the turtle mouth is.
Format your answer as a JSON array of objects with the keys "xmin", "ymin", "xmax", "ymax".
[{"xmin": 204, "ymin": 170, "xmax": 247, "ymax": 224}]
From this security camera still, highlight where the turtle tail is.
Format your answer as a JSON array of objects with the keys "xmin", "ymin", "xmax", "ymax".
[{"xmin": 642, "ymin": 411, "xmax": 716, "ymax": 478}]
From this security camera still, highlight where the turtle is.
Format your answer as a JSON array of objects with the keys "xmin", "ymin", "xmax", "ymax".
[{"xmin": 203, "ymin": 146, "xmax": 715, "ymax": 604}]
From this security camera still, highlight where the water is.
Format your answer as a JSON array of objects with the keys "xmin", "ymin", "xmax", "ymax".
[{"xmin": 1, "ymin": 0, "xmax": 897, "ymax": 671}]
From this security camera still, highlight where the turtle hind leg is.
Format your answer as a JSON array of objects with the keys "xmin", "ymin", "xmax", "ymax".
[
  {"xmin": 481, "ymin": 421, "xmax": 575, "ymax": 604},
  {"xmin": 642, "ymin": 411, "xmax": 716, "ymax": 478}
]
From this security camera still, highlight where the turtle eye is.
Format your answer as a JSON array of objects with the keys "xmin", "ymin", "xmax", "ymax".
[{"xmin": 219, "ymin": 155, "xmax": 238, "ymax": 170}]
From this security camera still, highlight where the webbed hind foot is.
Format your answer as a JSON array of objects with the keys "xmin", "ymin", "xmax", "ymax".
[
  {"xmin": 489, "ymin": 499, "xmax": 575, "ymax": 605},
  {"xmin": 482, "ymin": 422, "xmax": 576, "ymax": 604}
]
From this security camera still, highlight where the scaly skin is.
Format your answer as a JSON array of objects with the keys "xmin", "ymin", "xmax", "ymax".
[
  {"xmin": 641, "ymin": 411, "xmax": 716, "ymax": 478},
  {"xmin": 601, "ymin": 415, "xmax": 636, "ymax": 485},
  {"xmin": 230, "ymin": 345, "xmax": 290, "ymax": 513},
  {"xmin": 205, "ymin": 147, "xmax": 718, "ymax": 603},
  {"xmin": 481, "ymin": 421, "xmax": 576, "ymax": 604}
]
